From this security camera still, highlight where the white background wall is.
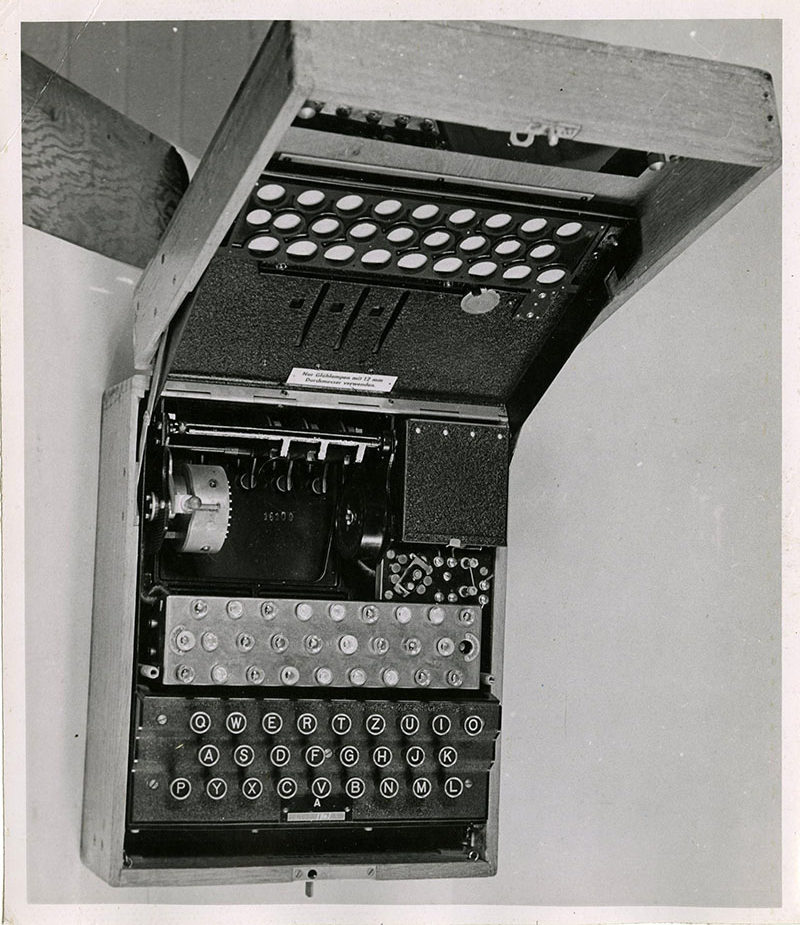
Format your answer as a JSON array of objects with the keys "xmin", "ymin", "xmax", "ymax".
[{"xmin": 18, "ymin": 17, "xmax": 781, "ymax": 912}]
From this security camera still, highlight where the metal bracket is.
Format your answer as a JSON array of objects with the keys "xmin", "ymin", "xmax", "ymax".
[
  {"xmin": 509, "ymin": 121, "xmax": 582, "ymax": 148},
  {"xmin": 294, "ymin": 864, "xmax": 377, "ymax": 895}
]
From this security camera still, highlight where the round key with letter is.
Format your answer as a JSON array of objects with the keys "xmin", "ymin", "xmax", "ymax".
[
  {"xmin": 412, "ymin": 777, "xmax": 432, "ymax": 799},
  {"xmin": 197, "ymin": 743, "xmax": 220, "ymax": 767},
  {"xmin": 233, "ymin": 744, "xmax": 255, "ymax": 767},
  {"xmin": 399, "ymin": 713, "xmax": 420, "ymax": 736},
  {"xmin": 225, "ymin": 712, "xmax": 247, "ymax": 734},
  {"xmin": 170, "ymin": 777, "xmax": 192, "ymax": 800},
  {"xmin": 189, "ymin": 711, "xmax": 211, "ymax": 734},
  {"xmin": 262, "ymin": 712, "xmax": 282, "ymax": 735},
  {"xmin": 379, "ymin": 777, "xmax": 400, "ymax": 799},
  {"xmin": 270, "ymin": 744, "xmax": 291, "ymax": 767},
  {"xmin": 206, "ymin": 778, "xmax": 227, "ymax": 800},
  {"xmin": 241, "ymin": 777, "xmax": 263, "ymax": 800},
  {"xmin": 311, "ymin": 777, "xmax": 332, "ymax": 799},
  {"xmin": 305, "ymin": 745, "xmax": 326, "ymax": 767},
  {"xmin": 297, "ymin": 712, "xmax": 318, "ymax": 735},
  {"xmin": 345, "ymin": 777, "xmax": 365, "ymax": 799},
  {"xmin": 331, "ymin": 712, "xmax": 352, "ymax": 735},
  {"xmin": 276, "ymin": 777, "xmax": 297, "ymax": 799}
]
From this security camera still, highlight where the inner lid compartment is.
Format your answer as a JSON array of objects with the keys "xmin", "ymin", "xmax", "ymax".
[{"xmin": 168, "ymin": 166, "xmax": 640, "ymax": 410}]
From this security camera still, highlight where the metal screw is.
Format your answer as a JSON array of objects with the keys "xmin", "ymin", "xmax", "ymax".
[
  {"xmin": 370, "ymin": 636, "xmax": 390, "ymax": 655},
  {"xmin": 280, "ymin": 666, "xmax": 300, "ymax": 685},
  {"xmin": 208, "ymin": 479, "xmax": 217, "ymax": 488},
  {"xmin": 237, "ymin": 632, "xmax": 255, "ymax": 652},
  {"xmin": 295, "ymin": 602, "xmax": 313, "ymax": 621},
  {"xmin": 245, "ymin": 665, "xmax": 265, "ymax": 684},
  {"xmin": 361, "ymin": 605, "xmax": 379, "ymax": 624},
  {"xmin": 201, "ymin": 631, "xmax": 219, "ymax": 652},
  {"xmin": 348, "ymin": 667, "xmax": 367, "ymax": 686},
  {"xmin": 458, "ymin": 608, "xmax": 475, "ymax": 626},
  {"xmin": 305, "ymin": 634, "xmax": 324, "ymax": 655},
  {"xmin": 315, "ymin": 666, "xmax": 333, "ymax": 685},
  {"xmin": 147, "ymin": 778, "xmax": 159, "ymax": 790},
  {"xmin": 261, "ymin": 601, "xmax": 276, "ymax": 619},
  {"xmin": 437, "ymin": 637, "xmax": 456, "ymax": 657},
  {"xmin": 414, "ymin": 668, "xmax": 432, "ymax": 687},
  {"xmin": 271, "ymin": 633, "xmax": 289, "ymax": 654},
  {"xmin": 403, "ymin": 637, "xmax": 422, "ymax": 656},
  {"xmin": 176, "ymin": 664, "xmax": 195, "ymax": 684},
  {"xmin": 156, "ymin": 714, "xmax": 168, "ymax": 726},
  {"xmin": 174, "ymin": 628, "xmax": 196, "ymax": 652},
  {"xmin": 329, "ymin": 602, "xmax": 346, "ymax": 622},
  {"xmin": 428, "ymin": 606, "xmax": 446, "ymax": 625},
  {"xmin": 446, "ymin": 669, "xmax": 464, "ymax": 687},
  {"xmin": 338, "ymin": 634, "xmax": 359, "ymax": 655},
  {"xmin": 191, "ymin": 600, "xmax": 208, "ymax": 617},
  {"xmin": 395, "ymin": 606, "xmax": 412, "ymax": 624},
  {"xmin": 382, "ymin": 667, "xmax": 400, "ymax": 687}
]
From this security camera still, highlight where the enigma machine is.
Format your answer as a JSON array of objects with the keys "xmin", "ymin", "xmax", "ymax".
[{"xmin": 80, "ymin": 22, "xmax": 780, "ymax": 889}]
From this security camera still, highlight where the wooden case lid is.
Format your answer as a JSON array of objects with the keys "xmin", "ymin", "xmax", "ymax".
[{"xmin": 133, "ymin": 20, "xmax": 780, "ymax": 416}]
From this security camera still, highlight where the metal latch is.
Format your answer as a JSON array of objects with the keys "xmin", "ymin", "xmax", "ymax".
[
  {"xmin": 294, "ymin": 864, "xmax": 377, "ymax": 898},
  {"xmin": 509, "ymin": 120, "xmax": 582, "ymax": 147}
]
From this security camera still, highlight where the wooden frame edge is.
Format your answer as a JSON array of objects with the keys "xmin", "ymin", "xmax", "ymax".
[{"xmin": 133, "ymin": 21, "xmax": 310, "ymax": 369}]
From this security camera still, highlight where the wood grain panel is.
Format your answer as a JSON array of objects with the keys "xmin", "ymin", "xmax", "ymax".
[
  {"xmin": 118, "ymin": 859, "xmax": 489, "ymax": 887},
  {"xmin": 21, "ymin": 53, "xmax": 188, "ymax": 268},
  {"xmin": 80, "ymin": 377, "xmax": 145, "ymax": 886},
  {"xmin": 132, "ymin": 21, "xmax": 310, "ymax": 369},
  {"xmin": 293, "ymin": 21, "xmax": 780, "ymax": 166}
]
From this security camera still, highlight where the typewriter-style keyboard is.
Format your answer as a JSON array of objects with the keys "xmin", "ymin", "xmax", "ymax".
[{"xmin": 130, "ymin": 694, "xmax": 500, "ymax": 825}]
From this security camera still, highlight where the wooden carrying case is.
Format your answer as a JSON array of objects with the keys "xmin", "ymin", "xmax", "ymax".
[{"xmin": 80, "ymin": 21, "xmax": 780, "ymax": 888}]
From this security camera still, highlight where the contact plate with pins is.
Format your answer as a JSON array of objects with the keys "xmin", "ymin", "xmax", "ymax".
[{"xmin": 162, "ymin": 595, "xmax": 482, "ymax": 689}]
